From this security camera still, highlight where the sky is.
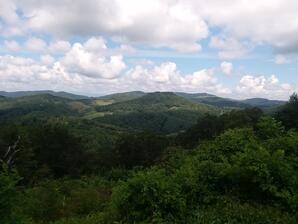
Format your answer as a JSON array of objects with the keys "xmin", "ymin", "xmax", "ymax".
[{"xmin": 0, "ymin": 0, "xmax": 298, "ymax": 99}]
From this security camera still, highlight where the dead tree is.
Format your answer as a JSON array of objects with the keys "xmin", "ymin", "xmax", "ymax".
[{"xmin": 0, "ymin": 136, "xmax": 21, "ymax": 170}]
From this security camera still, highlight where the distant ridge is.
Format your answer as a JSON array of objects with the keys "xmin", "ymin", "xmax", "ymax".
[
  {"xmin": 0, "ymin": 90, "xmax": 89, "ymax": 100},
  {"xmin": 241, "ymin": 98, "xmax": 284, "ymax": 108},
  {"xmin": 98, "ymin": 91, "xmax": 146, "ymax": 103},
  {"xmin": 94, "ymin": 92, "xmax": 219, "ymax": 133},
  {"xmin": 0, "ymin": 90, "xmax": 285, "ymax": 109}
]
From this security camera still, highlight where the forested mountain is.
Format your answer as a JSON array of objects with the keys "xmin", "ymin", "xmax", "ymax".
[
  {"xmin": 97, "ymin": 91, "xmax": 146, "ymax": 103},
  {"xmin": 0, "ymin": 94, "xmax": 91, "ymax": 122},
  {"xmin": 94, "ymin": 92, "xmax": 219, "ymax": 133},
  {"xmin": 0, "ymin": 90, "xmax": 89, "ymax": 100},
  {"xmin": 176, "ymin": 92, "xmax": 285, "ymax": 109},
  {"xmin": 0, "ymin": 90, "xmax": 286, "ymax": 133},
  {"xmin": 242, "ymin": 97, "xmax": 285, "ymax": 108},
  {"xmin": 0, "ymin": 90, "xmax": 285, "ymax": 109},
  {"xmin": 96, "ymin": 92, "xmax": 217, "ymax": 114},
  {"xmin": 0, "ymin": 91, "xmax": 297, "ymax": 224}
]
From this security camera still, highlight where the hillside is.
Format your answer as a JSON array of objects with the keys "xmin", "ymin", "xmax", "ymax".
[
  {"xmin": 97, "ymin": 91, "xmax": 146, "ymax": 103},
  {"xmin": 0, "ymin": 90, "xmax": 286, "ymax": 132},
  {"xmin": 0, "ymin": 90, "xmax": 285, "ymax": 110},
  {"xmin": 0, "ymin": 94, "xmax": 90, "ymax": 122},
  {"xmin": 241, "ymin": 98, "xmax": 284, "ymax": 108},
  {"xmin": 94, "ymin": 92, "xmax": 220, "ymax": 133},
  {"xmin": 0, "ymin": 91, "xmax": 297, "ymax": 224},
  {"xmin": 0, "ymin": 90, "xmax": 89, "ymax": 100},
  {"xmin": 175, "ymin": 92, "xmax": 285, "ymax": 109},
  {"xmin": 176, "ymin": 92, "xmax": 247, "ymax": 108},
  {"xmin": 96, "ymin": 92, "xmax": 217, "ymax": 113}
]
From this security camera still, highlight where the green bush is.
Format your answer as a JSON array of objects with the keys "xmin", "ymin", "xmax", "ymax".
[
  {"xmin": 109, "ymin": 168, "xmax": 187, "ymax": 223},
  {"xmin": 0, "ymin": 167, "xmax": 24, "ymax": 224}
]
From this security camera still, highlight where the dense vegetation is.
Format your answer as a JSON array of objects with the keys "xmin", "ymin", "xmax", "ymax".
[{"xmin": 0, "ymin": 91, "xmax": 297, "ymax": 223}]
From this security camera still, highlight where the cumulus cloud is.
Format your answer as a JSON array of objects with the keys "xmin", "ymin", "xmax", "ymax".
[
  {"xmin": 40, "ymin": 54, "xmax": 55, "ymax": 66},
  {"xmin": 4, "ymin": 40, "xmax": 20, "ymax": 51},
  {"xmin": 2, "ymin": 0, "xmax": 298, "ymax": 55},
  {"xmin": 25, "ymin": 37, "xmax": 47, "ymax": 52},
  {"xmin": 220, "ymin": 61, "xmax": 233, "ymax": 75},
  {"xmin": 209, "ymin": 36, "xmax": 253, "ymax": 59},
  {"xmin": 0, "ymin": 47, "xmax": 295, "ymax": 99},
  {"xmin": 61, "ymin": 41, "xmax": 126, "ymax": 79},
  {"xmin": 125, "ymin": 62, "xmax": 231, "ymax": 95},
  {"xmin": 236, "ymin": 75, "xmax": 295, "ymax": 99},
  {"xmin": 274, "ymin": 55, "xmax": 290, "ymax": 65},
  {"xmin": 0, "ymin": 0, "xmax": 24, "ymax": 36},
  {"xmin": 17, "ymin": 0, "xmax": 208, "ymax": 52},
  {"xmin": 48, "ymin": 40, "xmax": 71, "ymax": 53},
  {"xmin": 0, "ymin": 48, "xmax": 232, "ymax": 96},
  {"xmin": 192, "ymin": 0, "xmax": 298, "ymax": 53},
  {"xmin": 0, "ymin": 36, "xmax": 128, "ymax": 93}
]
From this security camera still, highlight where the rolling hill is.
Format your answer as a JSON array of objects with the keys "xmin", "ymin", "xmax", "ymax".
[
  {"xmin": 0, "ymin": 94, "xmax": 90, "ymax": 122},
  {"xmin": 0, "ymin": 90, "xmax": 285, "ymax": 109},
  {"xmin": 241, "ymin": 98, "xmax": 284, "ymax": 108},
  {"xmin": 175, "ymin": 92, "xmax": 285, "ymax": 109},
  {"xmin": 96, "ymin": 92, "xmax": 217, "ymax": 113},
  {"xmin": 175, "ymin": 92, "xmax": 247, "ymax": 108},
  {"xmin": 0, "ymin": 90, "xmax": 89, "ymax": 100},
  {"xmin": 97, "ymin": 91, "xmax": 146, "ymax": 103},
  {"xmin": 0, "ymin": 90, "xmax": 286, "ymax": 132},
  {"xmin": 94, "ymin": 92, "xmax": 220, "ymax": 133}
]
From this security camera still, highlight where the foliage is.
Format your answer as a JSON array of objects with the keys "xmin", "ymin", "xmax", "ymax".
[
  {"xmin": 29, "ymin": 122, "xmax": 88, "ymax": 177},
  {"xmin": 0, "ymin": 166, "xmax": 22, "ymax": 223},
  {"xmin": 18, "ymin": 177, "xmax": 111, "ymax": 223},
  {"xmin": 107, "ymin": 119, "xmax": 298, "ymax": 223},
  {"xmin": 177, "ymin": 107, "xmax": 263, "ymax": 147},
  {"xmin": 276, "ymin": 92, "xmax": 298, "ymax": 129},
  {"xmin": 0, "ymin": 93, "xmax": 297, "ymax": 223},
  {"xmin": 109, "ymin": 168, "xmax": 187, "ymax": 223},
  {"xmin": 111, "ymin": 132, "xmax": 169, "ymax": 168}
]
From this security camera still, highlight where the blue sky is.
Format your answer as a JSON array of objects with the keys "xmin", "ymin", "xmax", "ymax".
[{"xmin": 0, "ymin": 0, "xmax": 297, "ymax": 99}]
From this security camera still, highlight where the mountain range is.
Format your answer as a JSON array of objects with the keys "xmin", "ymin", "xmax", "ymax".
[
  {"xmin": 0, "ymin": 90, "xmax": 285, "ymax": 133},
  {"xmin": 0, "ymin": 90, "xmax": 285, "ymax": 108}
]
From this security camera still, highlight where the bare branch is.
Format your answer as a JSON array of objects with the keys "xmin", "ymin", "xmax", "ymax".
[{"xmin": 1, "ymin": 136, "xmax": 21, "ymax": 169}]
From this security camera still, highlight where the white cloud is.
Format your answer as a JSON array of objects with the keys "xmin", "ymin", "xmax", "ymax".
[
  {"xmin": 151, "ymin": 62, "xmax": 177, "ymax": 83},
  {"xmin": 4, "ymin": 40, "xmax": 20, "ymax": 51},
  {"xmin": 274, "ymin": 54, "xmax": 289, "ymax": 65},
  {"xmin": 0, "ymin": 37, "xmax": 128, "ymax": 92},
  {"xmin": 192, "ymin": 0, "xmax": 298, "ymax": 53},
  {"xmin": 125, "ymin": 62, "xmax": 231, "ymax": 95},
  {"xmin": 48, "ymin": 40, "xmax": 71, "ymax": 53},
  {"xmin": 209, "ymin": 36, "xmax": 252, "ymax": 59},
  {"xmin": 1, "ymin": 0, "xmax": 298, "ymax": 55},
  {"xmin": 236, "ymin": 75, "xmax": 295, "ymax": 99},
  {"xmin": 18, "ymin": 0, "xmax": 208, "ymax": 52},
  {"xmin": 220, "ymin": 61, "xmax": 233, "ymax": 75},
  {"xmin": 0, "ymin": 49, "xmax": 295, "ymax": 99},
  {"xmin": 40, "ymin": 54, "xmax": 55, "ymax": 66},
  {"xmin": 0, "ymin": 0, "xmax": 19, "ymax": 25},
  {"xmin": 0, "ymin": 0, "xmax": 24, "ymax": 36},
  {"xmin": 0, "ymin": 49, "xmax": 231, "ymax": 96},
  {"xmin": 83, "ymin": 37, "xmax": 107, "ymax": 52},
  {"xmin": 61, "ymin": 41, "xmax": 126, "ymax": 79},
  {"xmin": 25, "ymin": 37, "xmax": 47, "ymax": 52}
]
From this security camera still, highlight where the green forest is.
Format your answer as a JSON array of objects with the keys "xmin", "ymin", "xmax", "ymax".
[{"xmin": 0, "ymin": 91, "xmax": 297, "ymax": 223}]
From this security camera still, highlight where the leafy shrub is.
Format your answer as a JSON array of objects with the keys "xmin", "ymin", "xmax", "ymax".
[{"xmin": 109, "ymin": 168, "xmax": 187, "ymax": 223}]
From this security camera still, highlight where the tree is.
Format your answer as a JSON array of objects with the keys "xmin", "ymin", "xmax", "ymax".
[
  {"xmin": 255, "ymin": 117, "xmax": 285, "ymax": 140},
  {"xmin": 30, "ymin": 122, "xmax": 87, "ymax": 177},
  {"xmin": 112, "ymin": 132, "xmax": 169, "ymax": 168},
  {"xmin": 0, "ymin": 166, "xmax": 21, "ymax": 223},
  {"xmin": 276, "ymin": 92, "xmax": 298, "ymax": 129},
  {"xmin": 177, "ymin": 108, "xmax": 263, "ymax": 148}
]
